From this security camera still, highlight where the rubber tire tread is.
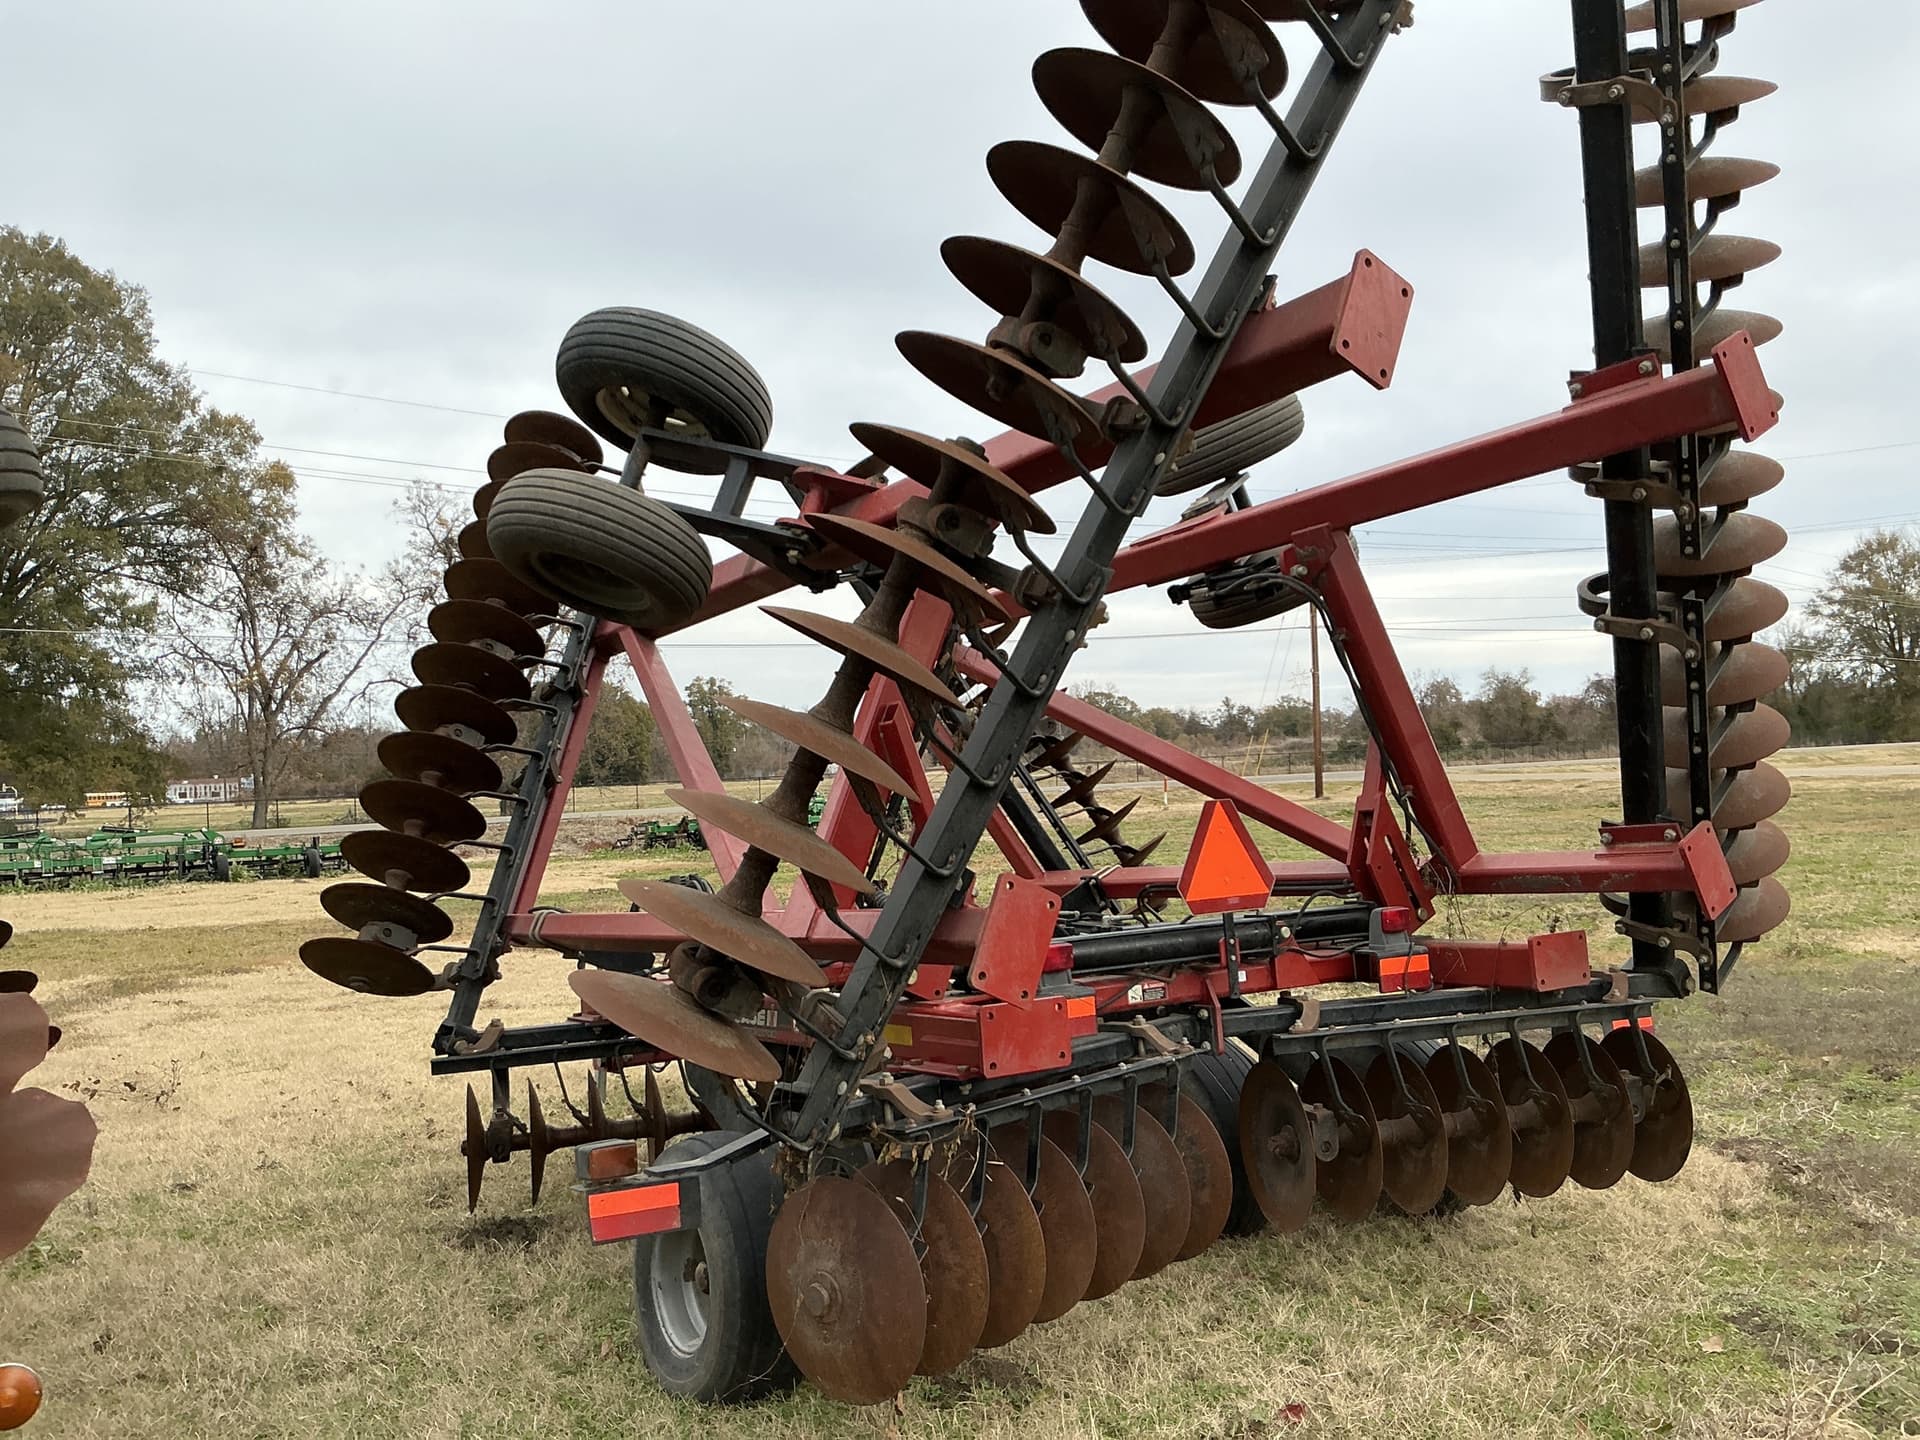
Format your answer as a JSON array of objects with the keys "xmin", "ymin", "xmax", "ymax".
[
  {"xmin": 1183, "ymin": 1043, "xmax": 1265, "ymax": 1237},
  {"xmin": 486, "ymin": 474, "xmax": 711, "ymax": 630},
  {"xmin": 556, "ymin": 307, "xmax": 773, "ymax": 454},
  {"xmin": 0, "ymin": 408, "xmax": 45, "ymax": 527},
  {"xmin": 1157, "ymin": 395, "xmax": 1305, "ymax": 497},
  {"xmin": 1189, "ymin": 561, "xmax": 1300, "ymax": 631},
  {"xmin": 632, "ymin": 1131, "xmax": 798, "ymax": 1403}
]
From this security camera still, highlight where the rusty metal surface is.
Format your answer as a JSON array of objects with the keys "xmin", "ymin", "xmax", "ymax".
[
  {"xmin": 1301, "ymin": 1055, "xmax": 1383, "ymax": 1222},
  {"xmin": 299, "ymin": 936, "xmax": 437, "ymax": 997},
  {"xmin": 567, "ymin": 969, "xmax": 781, "ymax": 1083},
  {"xmin": 1649, "ymin": 309, "xmax": 1783, "ymax": 366},
  {"xmin": 1706, "ymin": 762, "xmax": 1791, "ymax": 831},
  {"xmin": 394, "ymin": 683, "xmax": 517, "ymax": 748},
  {"xmin": 502, "ymin": 409, "xmax": 604, "ymax": 467},
  {"xmin": 858, "ymin": 1161, "xmax": 989, "ymax": 1377},
  {"xmin": 340, "ymin": 829, "xmax": 472, "ymax": 894},
  {"xmin": 1633, "ymin": 154, "xmax": 1779, "ymax": 207},
  {"xmin": 456, "ymin": 520, "xmax": 493, "ymax": 561},
  {"xmin": 1633, "ymin": 74, "xmax": 1777, "ymax": 121},
  {"xmin": 985, "ymin": 141, "xmax": 1196, "ymax": 277},
  {"xmin": 1080, "ymin": 0, "xmax": 1288, "ymax": 105},
  {"xmin": 761, "ymin": 606, "xmax": 961, "ymax": 706},
  {"xmin": 1052, "ymin": 760, "xmax": 1116, "ymax": 809},
  {"xmin": 806, "ymin": 512, "xmax": 1013, "ymax": 620},
  {"xmin": 618, "ymin": 879, "xmax": 827, "ymax": 985},
  {"xmin": 1545, "ymin": 1031, "xmax": 1635, "ymax": 1192},
  {"xmin": 1623, "ymin": 0, "xmax": 1764, "ymax": 31},
  {"xmin": 1653, "ymin": 511, "xmax": 1787, "ymax": 576},
  {"xmin": 1487, "ymin": 1038, "xmax": 1573, "ymax": 1198},
  {"xmin": 443, "ymin": 557, "xmax": 550, "ymax": 616},
  {"xmin": 1698, "ymin": 449, "xmax": 1785, "ymax": 507},
  {"xmin": 1639, "ymin": 232, "xmax": 1781, "ymax": 288},
  {"xmin": 1143, "ymin": 1085, "xmax": 1233, "ymax": 1258},
  {"xmin": 1721, "ymin": 820, "xmax": 1790, "ymax": 886},
  {"xmin": 1717, "ymin": 875, "xmax": 1791, "ymax": 943},
  {"xmin": 1043, "ymin": 1109, "xmax": 1145, "ymax": 1300},
  {"xmin": 938, "ymin": 1138, "xmax": 1046, "ymax": 1348},
  {"xmin": 428, "ymin": 598, "xmax": 546, "ymax": 660},
  {"xmin": 1701, "ymin": 577, "xmax": 1789, "ymax": 642},
  {"xmin": 320, "ymin": 882, "xmax": 455, "ymax": 945},
  {"xmin": 1424, "ymin": 1046, "xmax": 1512, "ymax": 1207},
  {"xmin": 1032, "ymin": 47, "xmax": 1242, "ymax": 190},
  {"xmin": 1660, "ymin": 701, "xmax": 1789, "ymax": 770},
  {"xmin": 1092, "ymin": 1097, "xmax": 1191, "ymax": 1279},
  {"xmin": 895, "ymin": 330, "xmax": 1101, "ymax": 443},
  {"xmin": 1365, "ymin": 1050, "xmax": 1449, "ymax": 1215},
  {"xmin": 941, "ymin": 235, "xmax": 1148, "ymax": 364},
  {"xmin": 376, "ymin": 730, "xmax": 504, "ymax": 797},
  {"xmin": 1078, "ymin": 796, "xmax": 1141, "ymax": 846},
  {"xmin": 359, "ymin": 779, "xmax": 488, "ymax": 845},
  {"xmin": 992, "ymin": 1128, "xmax": 1095, "ymax": 1324},
  {"xmin": 0, "ymin": 969, "xmax": 32, "ymax": 994},
  {"xmin": 716, "ymin": 695, "xmax": 915, "ymax": 797},
  {"xmin": 0, "ymin": 993, "xmax": 96, "ymax": 1261},
  {"xmin": 486, "ymin": 440, "xmax": 593, "ymax": 484},
  {"xmin": 410, "ymin": 641, "xmax": 534, "ymax": 703},
  {"xmin": 1659, "ymin": 642, "xmax": 1788, "ymax": 706},
  {"xmin": 848, "ymin": 422, "xmax": 1055, "ymax": 534},
  {"xmin": 1601, "ymin": 1028, "xmax": 1694, "ymax": 1183},
  {"xmin": 766, "ymin": 1176, "xmax": 927, "ymax": 1404},
  {"xmin": 666, "ymin": 787, "xmax": 878, "ymax": 897}
]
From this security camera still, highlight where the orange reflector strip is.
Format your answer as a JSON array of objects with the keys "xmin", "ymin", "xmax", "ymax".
[
  {"xmin": 1178, "ymin": 799, "xmax": 1276, "ymax": 915},
  {"xmin": 587, "ymin": 1182, "xmax": 681, "ymax": 1244},
  {"xmin": 1065, "ymin": 994, "xmax": 1096, "ymax": 1019},
  {"xmin": 1377, "ymin": 951, "xmax": 1432, "ymax": 993},
  {"xmin": 1609, "ymin": 1016, "xmax": 1655, "ymax": 1032}
]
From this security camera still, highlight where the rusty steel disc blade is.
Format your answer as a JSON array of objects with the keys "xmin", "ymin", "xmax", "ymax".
[
  {"xmin": 896, "ymin": 330, "xmax": 1101, "ymax": 445},
  {"xmin": 847, "ymin": 421, "xmax": 1055, "ymax": 535},
  {"xmin": 0, "ymin": 992, "xmax": 50, "ymax": 1094},
  {"xmin": 395, "ymin": 684, "xmax": 517, "ymax": 748},
  {"xmin": 443, "ymin": 557, "xmax": 550, "ymax": 616},
  {"xmin": 1633, "ymin": 155, "xmax": 1779, "ymax": 208},
  {"xmin": 339, "ymin": 829, "xmax": 471, "ymax": 894},
  {"xmin": 568, "ymin": 969, "xmax": 781, "ymax": 1083},
  {"xmin": 991, "ymin": 1127, "xmax": 1096, "ymax": 1323},
  {"xmin": 1544, "ymin": 1031, "xmax": 1636, "ymax": 1191},
  {"xmin": 1081, "ymin": 0, "xmax": 1288, "ymax": 105},
  {"xmin": 941, "ymin": 236, "xmax": 1148, "ymax": 365},
  {"xmin": 1648, "ymin": 308, "xmax": 1783, "ymax": 365},
  {"xmin": 526, "ymin": 1081, "xmax": 551, "ymax": 1204},
  {"xmin": 1600, "ymin": 1028, "xmax": 1694, "ymax": 1183},
  {"xmin": 0, "ymin": 1362, "xmax": 44, "ymax": 1429},
  {"xmin": 761, "ymin": 606, "xmax": 961, "ymax": 707},
  {"xmin": 618, "ymin": 879, "xmax": 827, "ymax": 986},
  {"xmin": 1028, "ymin": 729, "xmax": 1086, "ymax": 771},
  {"xmin": 0, "ymin": 971, "xmax": 33, "ymax": 995},
  {"xmin": 1640, "ymin": 232, "xmax": 1781, "ymax": 288},
  {"xmin": 411, "ymin": 641, "xmax": 533, "ymax": 704},
  {"xmin": 1091, "ymin": 1097, "xmax": 1190, "ymax": 1280},
  {"xmin": 938, "ymin": 1138, "xmax": 1047, "ymax": 1348},
  {"xmin": 0, "ymin": 1083, "xmax": 97, "ymax": 1263},
  {"xmin": 359, "ymin": 778, "xmax": 487, "ymax": 845},
  {"xmin": 470, "ymin": 480, "xmax": 506, "ymax": 522},
  {"xmin": 807, "ymin": 513, "xmax": 1013, "ymax": 620},
  {"xmin": 1659, "ymin": 643, "xmax": 1789, "ymax": 707},
  {"xmin": 985, "ymin": 141, "xmax": 1196, "ymax": 278},
  {"xmin": 1624, "ymin": 0, "xmax": 1764, "ymax": 30},
  {"xmin": 1114, "ymin": 833, "xmax": 1167, "ymax": 868},
  {"xmin": 320, "ymin": 882, "xmax": 454, "ymax": 945},
  {"xmin": 1424, "ymin": 1047, "xmax": 1513, "ymax": 1207},
  {"xmin": 1140, "ymin": 1085, "xmax": 1232, "ymax": 1259},
  {"xmin": 1237, "ymin": 1059, "xmax": 1317, "ymax": 1232},
  {"xmin": 428, "ymin": 598, "xmax": 545, "ymax": 660},
  {"xmin": 1699, "ymin": 449, "xmax": 1786, "ymax": 508},
  {"xmin": 1722, "ymin": 820, "xmax": 1791, "ymax": 886},
  {"xmin": 1717, "ymin": 876, "xmax": 1791, "ymax": 943},
  {"xmin": 716, "ymin": 695, "xmax": 915, "ymax": 798},
  {"xmin": 300, "ymin": 936, "xmax": 438, "ymax": 997},
  {"xmin": 456, "ymin": 519, "xmax": 493, "ymax": 561},
  {"xmin": 1040, "ymin": 1111, "xmax": 1144, "ymax": 1301},
  {"xmin": 1629, "ymin": 73, "xmax": 1777, "ymax": 123},
  {"xmin": 1661, "ymin": 701, "xmax": 1790, "ymax": 770},
  {"xmin": 486, "ymin": 440, "xmax": 592, "ymax": 484},
  {"xmin": 665, "ymin": 787, "xmax": 877, "ymax": 897},
  {"xmin": 1712, "ymin": 762, "xmax": 1791, "ymax": 831},
  {"xmin": 464, "ymin": 1083, "xmax": 488, "ymax": 1212},
  {"xmin": 1701, "ymin": 578, "xmax": 1790, "ymax": 643},
  {"xmin": 1653, "ymin": 511, "xmax": 1787, "ymax": 578},
  {"xmin": 502, "ymin": 409, "xmax": 604, "ymax": 467},
  {"xmin": 1364, "ymin": 1051, "xmax": 1450, "ymax": 1215},
  {"xmin": 1486, "ymin": 1038, "xmax": 1573, "ymax": 1198},
  {"xmin": 0, "ymin": 920, "xmax": 10, "ymax": 952},
  {"xmin": 1079, "ymin": 796, "xmax": 1141, "ymax": 846},
  {"xmin": 857, "ymin": 1161, "xmax": 989, "ymax": 1376},
  {"xmin": 766, "ymin": 1176, "xmax": 927, "ymax": 1404},
  {"xmin": 1300, "ymin": 1056, "xmax": 1383, "ymax": 1222},
  {"xmin": 1053, "ymin": 760, "xmax": 1116, "ymax": 809},
  {"xmin": 1032, "ymin": 47, "xmax": 1242, "ymax": 191},
  {"xmin": 377, "ymin": 729, "xmax": 504, "ymax": 797}
]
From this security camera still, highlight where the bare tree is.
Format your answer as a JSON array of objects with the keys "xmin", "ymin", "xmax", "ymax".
[{"xmin": 161, "ymin": 465, "xmax": 413, "ymax": 826}]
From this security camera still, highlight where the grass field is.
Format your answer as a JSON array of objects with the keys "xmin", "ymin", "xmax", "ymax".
[{"xmin": 4, "ymin": 757, "xmax": 1917, "ymax": 1437}]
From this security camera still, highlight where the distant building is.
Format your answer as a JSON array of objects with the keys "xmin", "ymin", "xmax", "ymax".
[{"xmin": 165, "ymin": 777, "xmax": 253, "ymax": 805}]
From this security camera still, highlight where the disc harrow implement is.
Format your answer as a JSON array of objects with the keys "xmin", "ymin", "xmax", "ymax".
[{"xmin": 299, "ymin": 0, "xmax": 1797, "ymax": 1407}]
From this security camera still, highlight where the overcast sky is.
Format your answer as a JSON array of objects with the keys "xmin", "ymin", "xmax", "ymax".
[{"xmin": 9, "ymin": 1, "xmax": 1915, "ymax": 717}]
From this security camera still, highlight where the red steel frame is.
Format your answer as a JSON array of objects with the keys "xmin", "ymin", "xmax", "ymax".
[{"xmin": 501, "ymin": 250, "xmax": 1768, "ymax": 1041}]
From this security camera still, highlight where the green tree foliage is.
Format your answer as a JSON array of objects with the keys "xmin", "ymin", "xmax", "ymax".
[
  {"xmin": 577, "ymin": 685, "xmax": 657, "ymax": 788},
  {"xmin": 684, "ymin": 676, "xmax": 745, "ymax": 775},
  {"xmin": 1474, "ymin": 668, "xmax": 1559, "ymax": 750},
  {"xmin": 0, "ymin": 227, "xmax": 282, "ymax": 803}
]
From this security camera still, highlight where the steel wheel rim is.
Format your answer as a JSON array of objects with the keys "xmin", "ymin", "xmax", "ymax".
[{"xmin": 649, "ymin": 1227, "xmax": 710, "ymax": 1359}]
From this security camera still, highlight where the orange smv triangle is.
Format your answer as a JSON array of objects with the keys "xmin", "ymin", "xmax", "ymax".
[{"xmin": 1178, "ymin": 799, "xmax": 1276, "ymax": 916}]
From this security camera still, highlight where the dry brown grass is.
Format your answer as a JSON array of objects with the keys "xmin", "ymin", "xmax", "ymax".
[{"xmin": 3, "ymin": 765, "xmax": 1917, "ymax": 1437}]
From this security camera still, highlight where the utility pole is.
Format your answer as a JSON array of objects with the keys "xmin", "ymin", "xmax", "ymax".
[{"xmin": 1309, "ymin": 611, "xmax": 1325, "ymax": 799}]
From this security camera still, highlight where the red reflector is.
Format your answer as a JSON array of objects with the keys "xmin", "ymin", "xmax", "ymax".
[
  {"xmin": 587, "ymin": 1182, "xmax": 681, "ymax": 1244},
  {"xmin": 1609, "ymin": 1016, "xmax": 1655, "ymax": 1032},
  {"xmin": 1042, "ymin": 941, "xmax": 1074, "ymax": 974},
  {"xmin": 1379, "ymin": 906, "xmax": 1413, "ymax": 934}
]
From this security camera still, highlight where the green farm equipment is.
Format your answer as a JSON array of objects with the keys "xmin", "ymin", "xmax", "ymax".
[{"xmin": 0, "ymin": 825, "xmax": 343, "ymax": 886}]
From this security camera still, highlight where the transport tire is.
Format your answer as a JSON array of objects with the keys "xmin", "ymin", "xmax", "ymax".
[
  {"xmin": 302, "ymin": 847, "xmax": 324, "ymax": 879},
  {"xmin": 555, "ymin": 307, "xmax": 773, "ymax": 464},
  {"xmin": 0, "ymin": 406, "xmax": 46, "ymax": 529},
  {"xmin": 1187, "ymin": 556, "xmax": 1305, "ymax": 630},
  {"xmin": 211, "ymin": 852, "xmax": 232, "ymax": 882},
  {"xmin": 632, "ymin": 1131, "xmax": 797, "ymax": 1402},
  {"xmin": 1184, "ymin": 1042, "xmax": 1266, "ymax": 1237},
  {"xmin": 1156, "ymin": 394, "xmax": 1305, "ymax": 497},
  {"xmin": 485, "ymin": 472, "xmax": 712, "ymax": 631}
]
